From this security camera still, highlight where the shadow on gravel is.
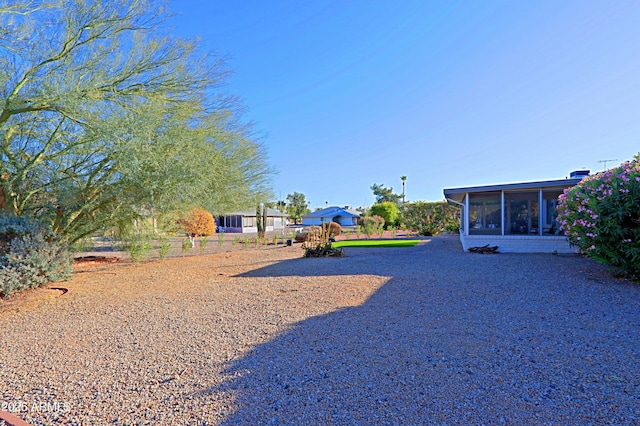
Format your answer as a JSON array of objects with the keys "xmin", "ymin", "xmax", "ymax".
[{"xmin": 200, "ymin": 237, "xmax": 640, "ymax": 424}]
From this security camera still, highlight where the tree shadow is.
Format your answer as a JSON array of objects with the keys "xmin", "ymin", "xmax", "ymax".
[{"xmin": 193, "ymin": 237, "xmax": 640, "ymax": 424}]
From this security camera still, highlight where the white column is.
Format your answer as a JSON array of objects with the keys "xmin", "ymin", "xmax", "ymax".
[
  {"xmin": 501, "ymin": 191, "xmax": 505, "ymax": 236},
  {"xmin": 464, "ymin": 193, "xmax": 469, "ymax": 235},
  {"xmin": 539, "ymin": 189, "xmax": 543, "ymax": 236}
]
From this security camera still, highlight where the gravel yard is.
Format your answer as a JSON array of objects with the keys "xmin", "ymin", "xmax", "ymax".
[{"xmin": 1, "ymin": 235, "xmax": 639, "ymax": 425}]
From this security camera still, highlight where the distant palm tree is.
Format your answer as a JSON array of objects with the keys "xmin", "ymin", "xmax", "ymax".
[{"xmin": 401, "ymin": 176, "xmax": 407, "ymax": 205}]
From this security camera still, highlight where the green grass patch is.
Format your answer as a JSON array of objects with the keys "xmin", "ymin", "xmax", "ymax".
[{"xmin": 332, "ymin": 239, "xmax": 420, "ymax": 248}]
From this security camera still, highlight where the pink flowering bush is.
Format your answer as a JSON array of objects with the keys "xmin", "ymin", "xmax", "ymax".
[{"xmin": 557, "ymin": 155, "xmax": 640, "ymax": 279}]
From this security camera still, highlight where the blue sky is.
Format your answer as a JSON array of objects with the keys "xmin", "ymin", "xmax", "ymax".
[{"xmin": 168, "ymin": 0, "xmax": 640, "ymax": 210}]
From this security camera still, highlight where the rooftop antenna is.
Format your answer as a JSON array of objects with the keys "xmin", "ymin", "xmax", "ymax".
[{"xmin": 597, "ymin": 159, "xmax": 618, "ymax": 170}]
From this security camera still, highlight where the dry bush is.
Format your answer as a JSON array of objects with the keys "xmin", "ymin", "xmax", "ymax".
[
  {"xmin": 360, "ymin": 215, "xmax": 385, "ymax": 229},
  {"xmin": 178, "ymin": 207, "xmax": 216, "ymax": 237},
  {"xmin": 323, "ymin": 222, "xmax": 342, "ymax": 237}
]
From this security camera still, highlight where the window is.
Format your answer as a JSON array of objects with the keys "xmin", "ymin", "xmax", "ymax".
[
  {"xmin": 243, "ymin": 216, "xmax": 256, "ymax": 227},
  {"xmin": 468, "ymin": 192, "xmax": 501, "ymax": 235}
]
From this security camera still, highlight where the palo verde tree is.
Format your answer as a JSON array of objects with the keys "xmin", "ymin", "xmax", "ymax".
[{"xmin": 0, "ymin": 0, "xmax": 273, "ymax": 243}]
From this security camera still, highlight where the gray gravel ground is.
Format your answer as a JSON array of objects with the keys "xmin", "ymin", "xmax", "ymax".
[{"xmin": 1, "ymin": 235, "xmax": 639, "ymax": 425}]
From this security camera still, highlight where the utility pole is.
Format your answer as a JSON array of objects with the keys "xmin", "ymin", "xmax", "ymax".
[{"xmin": 597, "ymin": 159, "xmax": 618, "ymax": 170}]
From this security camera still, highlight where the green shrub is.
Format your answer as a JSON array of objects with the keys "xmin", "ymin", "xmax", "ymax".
[
  {"xmin": 401, "ymin": 201, "xmax": 460, "ymax": 236},
  {"xmin": 557, "ymin": 157, "xmax": 640, "ymax": 279},
  {"xmin": 370, "ymin": 202, "xmax": 398, "ymax": 229},
  {"xmin": 159, "ymin": 240, "xmax": 172, "ymax": 260},
  {"xmin": 200, "ymin": 236, "xmax": 209, "ymax": 254},
  {"xmin": 181, "ymin": 238, "xmax": 191, "ymax": 256},
  {"xmin": 127, "ymin": 237, "xmax": 152, "ymax": 263},
  {"xmin": 0, "ymin": 215, "xmax": 72, "ymax": 297}
]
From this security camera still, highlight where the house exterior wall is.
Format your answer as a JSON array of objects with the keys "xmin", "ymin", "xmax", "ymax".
[
  {"xmin": 272, "ymin": 217, "xmax": 287, "ymax": 230},
  {"xmin": 301, "ymin": 217, "xmax": 325, "ymax": 226},
  {"xmin": 460, "ymin": 233, "xmax": 577, "ymax": 253},
  {"xmin": 220, "ymin": 226, "xmax": 243, "ymax": 233},
  {"xmin": 336, "ymin": 216, "xmax": 358, "ymax": 226},
  {"xmin": 302, "ymin": 216, "xmax": 357, "ymax": 226},
  {"xmin": 219, "ymin": 215, "xmax": 287, "ymax": 233}
]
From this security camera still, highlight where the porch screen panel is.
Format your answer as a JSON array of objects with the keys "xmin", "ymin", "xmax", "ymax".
[
  {"xmin": 542, "ymin": 190, "xmax": 563, "ymax": 234},
  {"xmin": 504, "ymin": 192, "xmax": 539, "ymax": 235},
  {"xmin": 468, "ymin": 192, "xmax": 501, "ymax": 235}
]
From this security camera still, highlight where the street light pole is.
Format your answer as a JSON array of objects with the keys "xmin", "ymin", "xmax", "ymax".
[{"xmin": 401, "ymin": 175, "xmax": 407, "ymax": 205}]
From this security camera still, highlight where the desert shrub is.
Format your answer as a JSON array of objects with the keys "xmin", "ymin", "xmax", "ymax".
[
  {"xmin": 322, "ymin": 222, "xmax": 342, "ymax": 237},
  {"xmin": 294, "ymin": 225, "xmax": 330, "ymax": 245},
  {"xmin": 178, "ymin": 207, "xmax": 216, "ymax": 237},
  {"xmin": 557, "ymin": 158, "xmax": 640, "ymax": 279},
  {"xmin": 127, "ymin": 237, "xmax": 152, "ymax": 264},
  {"xmin": 159, "ymin": 239, "xmax": 172, "ymax": 260},
  {"xmin": 0, "ymin": 215, "xmax": 72, "ymax": 297},
  {"xmin": 181, "ymin": 238, "xmax": 191, "ymax": 256},
  {"xmin": 360, "ymin": 215, "xmax": 385, "ymax": 230},
  {"xmin": 370, "ymin": 202, "xmax": 398, "ymax": 229},
  {"xmin": 178, "ymin": 207, "xmax": 216, "ymax": 247},
  {"xmin": 401, "ymin": 201, "xmax": 460, "ymax": 236},
  {"xmin": 200, "ymin": 236, "xmax": 209, "ymax": 254},
  {"xmin": 301, "ymin": 224, "xmax": 344, "ymax": 257},
  {"xmin": 295, "ymin": 225, "xmax": 322, "ymax": 243}
]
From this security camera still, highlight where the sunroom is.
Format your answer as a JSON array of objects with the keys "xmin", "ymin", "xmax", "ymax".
[
  {"xmin": 217, "ymin": 208, "xmax": 288, "ymax": 234},
  {"xmin": 443, "ymin": 173, "xmax": 587, "ymax": 253}
]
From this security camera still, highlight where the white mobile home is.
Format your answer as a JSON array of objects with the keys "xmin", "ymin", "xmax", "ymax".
[{"xmin": 217, "ymin": 208, "xmax": 288, "ymax": 233}]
